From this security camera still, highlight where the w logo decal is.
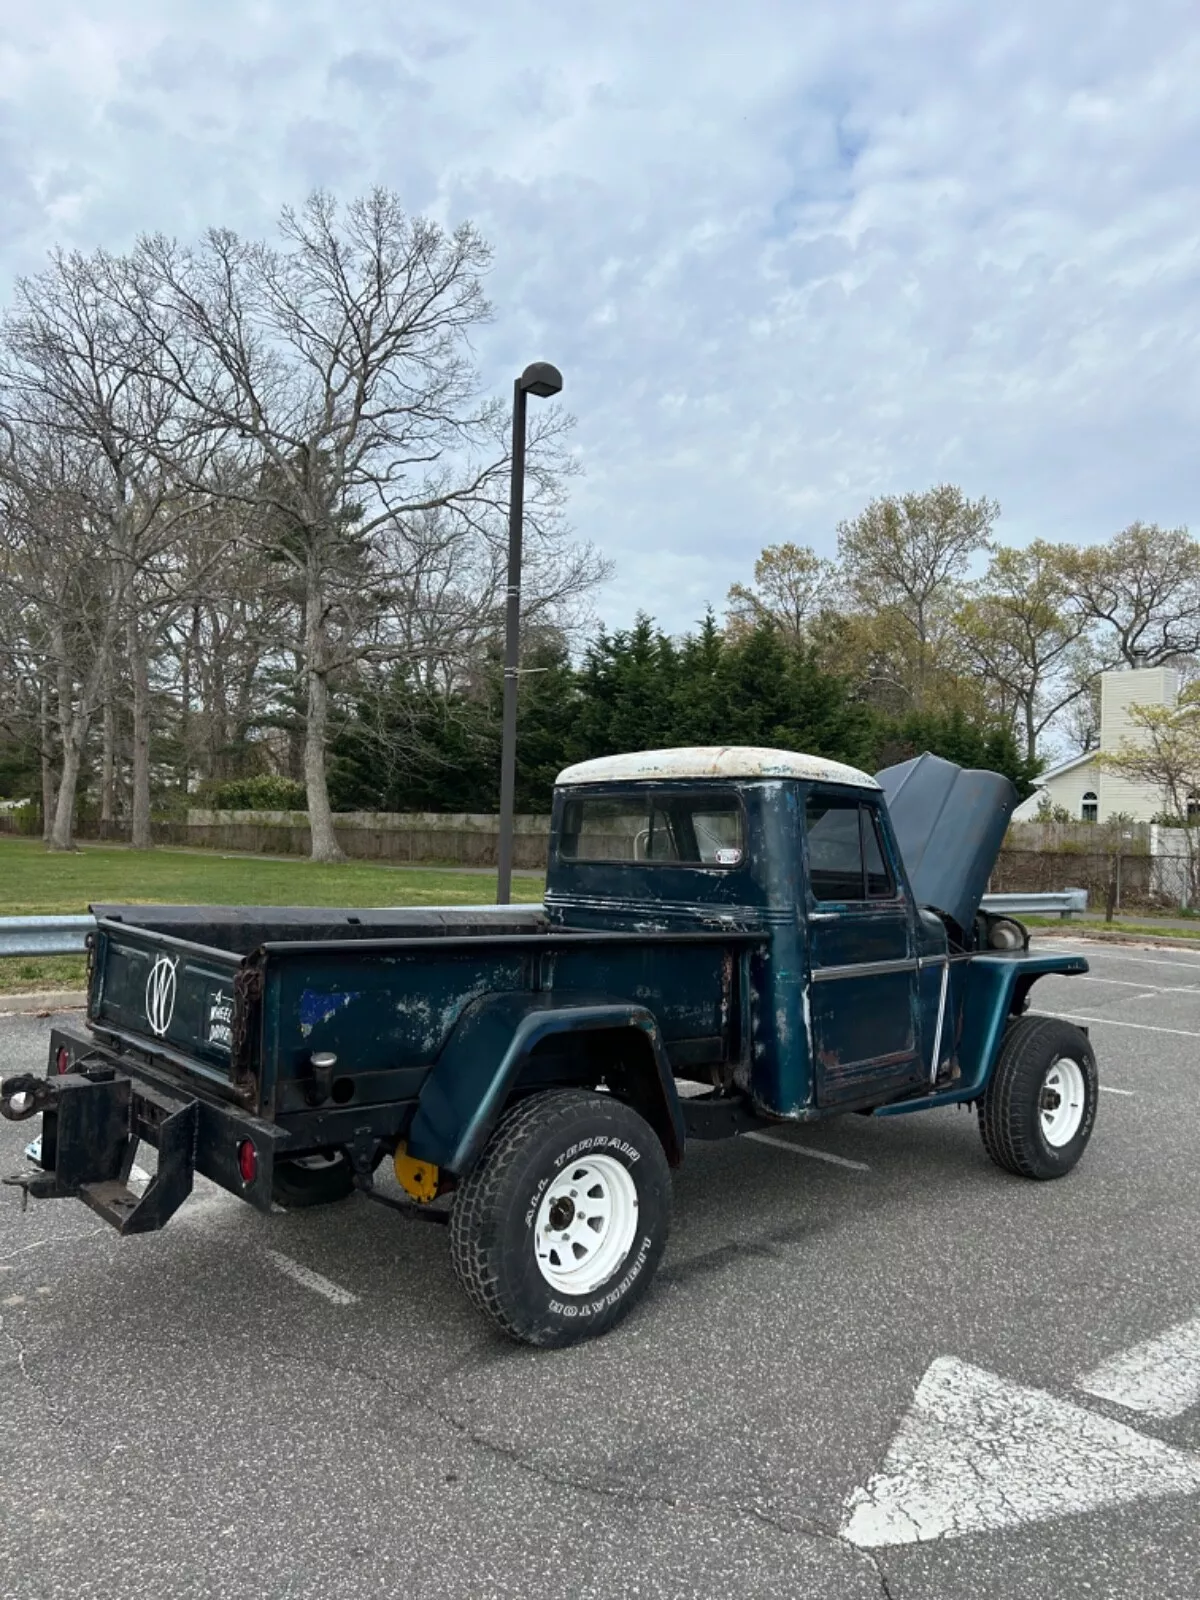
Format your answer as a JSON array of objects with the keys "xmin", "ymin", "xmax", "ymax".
[{"xmin": 145, "ymin": 955, "xmax": 179, "ymax": 1038}]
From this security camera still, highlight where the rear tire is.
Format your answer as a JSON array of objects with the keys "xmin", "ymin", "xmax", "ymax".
[
  {"xmin": 271, "ymin": 1151, "xmax": 356, "ymax": 1209},
  {"xmin": 979, "ymin": 1014, "xmax": 1098, "ymax": 1180},
  {"xmin": 450, "ymin": 1089, "xmax": 671, "ymax": 1347}
]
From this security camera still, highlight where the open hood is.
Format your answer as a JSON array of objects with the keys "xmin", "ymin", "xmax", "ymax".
[{"xmin": 875, "ymin": 752, "xmax": 1017, "ymax": 936}]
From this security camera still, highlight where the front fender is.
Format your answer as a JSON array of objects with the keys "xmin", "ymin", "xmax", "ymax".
[
  {"xmin": 874, "ymin": 949, "xmax": 1088, "ymax": 1116},
  {"xmin": 406, "ymin": 991, "xmax": 685, "ymax": 1175}
]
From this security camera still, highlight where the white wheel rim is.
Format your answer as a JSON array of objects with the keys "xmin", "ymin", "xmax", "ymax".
[
  {"xmin": 1040, "ymin": 1057, "xmax": 1086, "ymax": 1147},
  {"xmin": 534, "ymin": 1153, "xmax": 639, "ymax": 1295}
]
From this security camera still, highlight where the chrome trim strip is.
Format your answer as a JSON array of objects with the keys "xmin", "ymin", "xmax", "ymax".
[
  {"xmin": 929, "ymin": 959, "xmax": 950, "ymax": 1083},
  {"xmin": 810, "ymin": 957, "xmax": 918, "ymax": 982}
]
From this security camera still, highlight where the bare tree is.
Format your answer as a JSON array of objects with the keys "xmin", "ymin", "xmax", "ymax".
[
  {"xmin": 1103, "ymin": 690, "xmax": 1200, "ymax": 901},
  {"xmin": 725, "ymin": 543, "xmax": 837, "ymax": 642},
  {"xmin": 0, "ymin": 425, "xmax": 127, "ymax": 848},
  {"xmin": 956, "ymin": 541, "xmax": 1105, "ymax": 762},
  {"xmin": 835, "ymin": 484, "xmax": 999, "ymax": 711},
  {"xmin": 119, "ymin": 190, "xmax": 578, "ymax": 860},
  {"xmin": 1058, "ymin": 523, "xmax": 1200, "ymax": 666},
  {"xmin": 1, "ymin": 248, "xmax": 208, "ymax": 847}
]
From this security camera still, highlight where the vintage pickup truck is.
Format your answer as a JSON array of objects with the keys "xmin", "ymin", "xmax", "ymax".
[{"xmin": 1, "ymin": 747, "xmax": 1096, "ymax": 1346}]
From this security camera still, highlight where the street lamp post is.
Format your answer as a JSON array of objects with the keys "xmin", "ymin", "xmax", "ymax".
[{"xmin": 496, "ymin": 361, "xmax": 563, "ymax": 904}]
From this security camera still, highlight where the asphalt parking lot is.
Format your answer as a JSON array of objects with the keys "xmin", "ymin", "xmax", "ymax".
[{"xmin": 1, "ymin": 934, "xmax": 1198, "ymax": 1600}]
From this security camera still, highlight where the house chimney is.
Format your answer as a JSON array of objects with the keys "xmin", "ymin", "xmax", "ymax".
[{"xmin": 1130, "ymin": 648, "xmax": 1148, "ymax": 669}]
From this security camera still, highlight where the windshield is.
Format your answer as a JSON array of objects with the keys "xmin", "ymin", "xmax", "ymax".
[{"xmin": 559, "ymin": 791, "xmax": 744, "ymax": 866}]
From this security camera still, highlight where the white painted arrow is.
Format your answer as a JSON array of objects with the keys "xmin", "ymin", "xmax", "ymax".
[
  {"xmin": 1078, "ymin": 1313, "xmax": 1200, "ymax": 1419},
  {"xmin": 841, "ymin": 1357, "xmax": 1200, "ymax": 1548}
]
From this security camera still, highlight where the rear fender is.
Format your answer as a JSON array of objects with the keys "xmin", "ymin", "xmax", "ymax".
[
  {"xmin": 406, "ymin": 992, "xmax": 685, "ymax": 1175},
  {"xmin": 874, "ymin": 950, "xmax": 1089, "ymax": 1116}
]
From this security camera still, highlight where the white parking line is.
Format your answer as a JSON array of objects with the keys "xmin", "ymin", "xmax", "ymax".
[
  {"xmin": 1046, "ymin": 1011, "xmax": 1200, "ymax": 1040},
  {"xmin": 842, "ymin": 1356, "xmax": 1200, "ymax": 1548},
  {"xmin": 1041, "ymin": 945, "xmax": 1200, "ymax": 972},
  {"xmin": 1058, "ymin": 975, "xmax": 1200, "ymax": 994},
  {"xmin": 1099, "ymin": 1086, "xmax": 1135, "ymax": 1096},
  {"xmin": 1078, "ymin": 1312, "xmax": 1200, "ymax": 1419},
  {"xmin": 263, "ymin": 1249, "xmax": 358, "ymax": 1306},
  {"xmin": 745, "ymin": 1132, "xmax": 870, "ymax": 1171}
]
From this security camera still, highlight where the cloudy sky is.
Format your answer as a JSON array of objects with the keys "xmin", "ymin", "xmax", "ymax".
[{"xmin": 3, "ymin": 0, "xmax": 1199, "ymax": 632}]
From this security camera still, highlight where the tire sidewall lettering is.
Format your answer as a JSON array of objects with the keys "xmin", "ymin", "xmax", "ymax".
[
  {"xmin": 551, "ymin": 1135, "xmax": 642, "ymax": 1171},
  {"xmin": 546, "ymin": 1235, "xmax": 653, "ymax": 1319}
]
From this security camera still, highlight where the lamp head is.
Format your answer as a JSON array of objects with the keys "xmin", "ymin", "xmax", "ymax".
[{"xmin": 518, "ymin": 361, "xmax": 563, "ymax": 398}]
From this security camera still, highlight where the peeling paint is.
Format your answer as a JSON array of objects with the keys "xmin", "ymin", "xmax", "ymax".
[{"xmin": 774, "ymin": 1006, "xmax": 791, "ymax": 1049}]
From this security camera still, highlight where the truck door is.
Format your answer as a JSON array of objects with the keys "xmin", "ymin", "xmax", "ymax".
[{"xmin": 802, "ymin": 791, "xmax": 924, "ymax": 1108}]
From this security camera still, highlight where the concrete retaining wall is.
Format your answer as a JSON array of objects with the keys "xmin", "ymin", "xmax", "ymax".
[{"xmin": 181, "ymin": 809, "xmax": 553, "ymax": 869}]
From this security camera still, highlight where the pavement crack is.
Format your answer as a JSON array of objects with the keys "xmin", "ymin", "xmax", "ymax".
[
  {"xmin": 0, "ymin": 1226, "xmax": 106, "ymax": 1263},
  {"xmin": 0, "ymin": 1308, "xmax": 65, "ymax": 1427},
  {"xmin": 858, "ymin": 1548, "xmax": 899, "ymax": 1600},
  {"xmin": 422, "ymin": 1397, "xmax": 899, "ymax": 1593}
]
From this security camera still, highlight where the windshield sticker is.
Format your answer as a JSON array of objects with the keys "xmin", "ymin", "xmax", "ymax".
[{"xmin": 715, "ymin": 847, "xmax": 743, "ymax": 866}]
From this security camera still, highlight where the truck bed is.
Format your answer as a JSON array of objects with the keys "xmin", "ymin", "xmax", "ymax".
[
  {"xmin": 92, "ymin": 901, "xmax": 548, "ymax": 955},
  {"xmin": 85, "ymin": 904, "xmax": 755, "ymax": 1123}
]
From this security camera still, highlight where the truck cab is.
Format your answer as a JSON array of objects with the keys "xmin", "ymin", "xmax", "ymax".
[
  {"xmin": 2, "ymin": 745, "xmax": 1097, "ymax": 1350},
  {"xmin": 544, "ymin": 746, "xmax": 1060, "ymax": 1124}
]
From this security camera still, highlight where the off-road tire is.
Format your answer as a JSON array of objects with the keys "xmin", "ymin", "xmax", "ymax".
[
  {"xmin": 979, "ymin": 1014, "xmax": 1098, "ymax": 1180},
  {"xmin": 450, "ymin": 1089, "xmax": 671, "ymax": 1348},
  {"xmin": 271, "ymin": 1152, "xmax": 356, "ymax": 1208}
]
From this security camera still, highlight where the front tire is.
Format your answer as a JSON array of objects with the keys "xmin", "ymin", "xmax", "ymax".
[
  {"xmin": 980, "ymin": 1014, "xmax": 1098, "ymax": 1180},
  {"xmin": 450, "ymin": 1089, "xmax": 671, "ymax": 1347}
]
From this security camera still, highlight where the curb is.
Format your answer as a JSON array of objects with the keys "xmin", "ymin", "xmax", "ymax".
[
  {"xmin": 1032, "ymin": 928, "xmax": 1200, "ymax": 952},
  {"xmin": 0, "ymin": 990, "xmax": 88, "ymax": 1015}
]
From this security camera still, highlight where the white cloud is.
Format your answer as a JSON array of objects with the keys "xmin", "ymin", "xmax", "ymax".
[{"xmin": 2, "ymin": 0, "xmax": 1199, "ymax": 631}]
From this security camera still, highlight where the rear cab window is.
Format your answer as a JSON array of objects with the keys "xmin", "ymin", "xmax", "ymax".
[
  {"xmin": 559, "ymin": 790, "xmax": 745, "ymax": 867},
  {"xmin": 805, "ymin": 794, "xmax": 896, "ymax": 902}
]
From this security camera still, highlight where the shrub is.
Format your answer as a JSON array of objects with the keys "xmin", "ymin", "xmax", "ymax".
[{"xmin": 201, "ymin": 775, "xmax": 308, "ymax": 812}]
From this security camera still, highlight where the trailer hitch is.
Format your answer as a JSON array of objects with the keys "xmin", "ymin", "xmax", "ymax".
[
  {"xmin": 0, "ymin": 1074, "xmax": 54, "ymax": 1122},
  {"xmin": 1, "ymin": 1068, "xmax": 197, "ymax": 1234}
]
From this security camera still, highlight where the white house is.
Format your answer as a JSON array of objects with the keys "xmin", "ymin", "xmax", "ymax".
[{"xmin": 1012, "ymin": 664, "xmax": 1180, "ymax": 823}]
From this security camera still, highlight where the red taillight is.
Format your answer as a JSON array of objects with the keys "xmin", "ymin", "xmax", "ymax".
[
  {"xmin": 237, "ymin": 1139, "xmax": 258, "ymax": 1185},
  {"xmin": 56, "ymin": 1046, "xmax": 70, "ymax": 1075}
]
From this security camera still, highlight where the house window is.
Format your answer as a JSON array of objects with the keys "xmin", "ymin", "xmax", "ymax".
[
  {"xmin": 1188, "ymin": 794, "xmax": 1200, "ymax": 824},
  {"xmin": 1081, "ymin": 792, "xmax": 1098, "ymax": 823}
]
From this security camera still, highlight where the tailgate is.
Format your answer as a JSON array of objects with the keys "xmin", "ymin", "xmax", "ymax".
[{"xmin": 89, "ymin": 918, "xmax": 251, "ymax": 1096}]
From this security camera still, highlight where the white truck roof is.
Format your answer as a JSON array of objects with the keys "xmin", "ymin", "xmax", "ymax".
[{"xmin": 555, "ymin": 746, "xmax": 880, "ymax": 790}]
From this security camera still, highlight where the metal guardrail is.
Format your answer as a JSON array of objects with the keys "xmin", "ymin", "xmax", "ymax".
[
  {"xmin": 0, "ymin": 914, "xmax": 93, "ymax": 956},
  {"xmin": 981, "ymin": 889, "xmax": 1088, "ymax": 920},
  {"xmin": 0, "ymin": 892, "xmax": 1091, "ymax": 959}
]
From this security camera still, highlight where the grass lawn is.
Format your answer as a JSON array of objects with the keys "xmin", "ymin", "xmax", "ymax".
[
  {"xmin": 1023, "ymin": 914, "xmax": 1200, "ymax": 941},
  {"xmin": 0, "ymin": 837, "xmax": 543, "ymax": 993}
]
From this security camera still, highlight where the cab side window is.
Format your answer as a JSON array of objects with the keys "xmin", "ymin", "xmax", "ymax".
[
  {"xmin": 863, "ymin": 808, "xmax": 894, "ymax": 897},
  {"xmin": 805, "ymin": 796, "xmax": 895, "ymax": 902}
]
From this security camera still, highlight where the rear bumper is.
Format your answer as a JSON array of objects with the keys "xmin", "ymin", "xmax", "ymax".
[{"xmin": 0, "ymin": 1025, "xmax": 284, "ymax": 1233}]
